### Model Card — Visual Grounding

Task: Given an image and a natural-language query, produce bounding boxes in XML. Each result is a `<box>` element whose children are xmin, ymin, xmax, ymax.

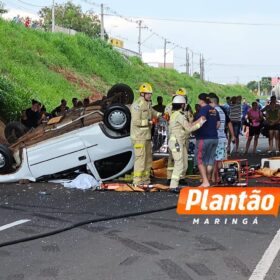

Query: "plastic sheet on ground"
<box><xmin>49</xmin><ymin>174</ymin><xmax>100</xmax><ymax>190</ymax></box>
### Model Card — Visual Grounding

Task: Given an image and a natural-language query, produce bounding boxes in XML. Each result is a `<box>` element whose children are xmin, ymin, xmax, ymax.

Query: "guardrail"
<box><xmin>113</xmin><ymin>46</ymin><xmax>141</xmax><ymax>58</ymax></box>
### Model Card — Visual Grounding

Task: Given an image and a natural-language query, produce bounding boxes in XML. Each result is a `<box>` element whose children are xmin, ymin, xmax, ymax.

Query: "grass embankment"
<box><xmin>0</xmin><ymin>19</ymin><xmax>253</xmax><ymax>122</ymax></box>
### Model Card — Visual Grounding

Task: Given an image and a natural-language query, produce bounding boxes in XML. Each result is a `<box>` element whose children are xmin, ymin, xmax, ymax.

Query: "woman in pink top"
<box><xmin>245</xmin><ymin>102</ymin><xmax>263</xmax><ymax>153</ymax></box>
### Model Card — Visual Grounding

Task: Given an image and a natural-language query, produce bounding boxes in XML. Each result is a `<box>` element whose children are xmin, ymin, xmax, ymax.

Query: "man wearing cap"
<box><xmin>130</xmin><ymin>83</ymin><xmax>161</xmax><ymax>185</ymax></box>
<box><xmin>194</xmin><ymin>93</ymin><xmax>220</xmax><ymax>187</ymax></box>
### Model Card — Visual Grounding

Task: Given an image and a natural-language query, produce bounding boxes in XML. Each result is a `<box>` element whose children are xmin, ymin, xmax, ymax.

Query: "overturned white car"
<box><xmin>0</xmin><ymin>84</ymin><xmax>135</xmax><ymax>183</ymax></box>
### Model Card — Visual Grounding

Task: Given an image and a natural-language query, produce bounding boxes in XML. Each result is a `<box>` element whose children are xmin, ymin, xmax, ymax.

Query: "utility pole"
<box><xmin>191</xmin><ymin>51</ymin><xmax>194</xmax><ymax>76</ymax></box>
<box><xmin>200</xmin><ymin>54</ymin><xmax>205</xmax><ymax>81</ymax></box>
<box><xmin>163</xmin><ymin>39</ymin><xmax>167</xmax><ymax>68</ymax></box>
<box><xmin>52</xmin><ymin>0</ymin><xmax>55</xmax><ymax>33</ymax></box>
<box><xmin>137</xmin><ymin>20</ymin><xmax>142</xmax><ymax>55</ymax></box>
<box><xmin>202</xmin><ymin>55</ymin><xmax>205</xmax><ymax>81</ymax></box>
<box><xmin>100</xmin><ymin>4</ymin><xmax>105</xmax><ymax>40</ymax></box>
<box><xmin>186</xmin><ymin>48</ymin><xmax>190</xmax><ymax>75</ymax></box>
<box><xmin>199</xmin><ymin>54</ymin><xmax>202</xmax><ymax>79</ymax></box>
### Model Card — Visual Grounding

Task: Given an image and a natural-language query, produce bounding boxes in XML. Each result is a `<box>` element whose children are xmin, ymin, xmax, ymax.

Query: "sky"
<box><xmin>2</xmin><ymin>0</ymin><xmax>280</xmax><ymax>85</ymax></box>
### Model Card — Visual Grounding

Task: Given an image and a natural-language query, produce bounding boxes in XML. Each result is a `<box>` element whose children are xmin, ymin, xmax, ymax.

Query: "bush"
<box><xmin>0</xmin><ymin>76</ymin><xmax>34</xmax><ymax>121</ymax></box>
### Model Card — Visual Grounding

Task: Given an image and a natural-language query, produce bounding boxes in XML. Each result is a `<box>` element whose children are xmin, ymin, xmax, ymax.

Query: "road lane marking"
<box><xmin>249</xmin><ymin>227</ymin><xmax>280</xmax><ymax>280</ymax></box>
<box><xmin>0</xmin><ymin>219</ymin><xmax>30</xmax><ymax>231</ymax></box>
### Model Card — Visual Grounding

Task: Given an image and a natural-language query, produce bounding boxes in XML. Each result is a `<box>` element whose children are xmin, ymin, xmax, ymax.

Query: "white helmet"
<box><xmin>172</xmin><ymin>95</ymin><xmax>186</xmax><ymax>104</ymax></box>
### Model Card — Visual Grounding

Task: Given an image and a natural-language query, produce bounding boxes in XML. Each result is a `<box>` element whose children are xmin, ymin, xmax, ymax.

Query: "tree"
<box><xmin>0</xmin><ymin>1</ymin><xmax>7</xmax><ymax>15</ymax></box>
<box><xmin>246</xmin><ymin>80</ymin><xmax>258</xmax><ymax>91</ymax></box>
<box><xmin>260</xmin><ymin>77</ymin><xmax>272</xmax><ymax>93</ymax></box>
<box><xmin>39</xmin><ymin>1</ymin><xmax>107</xmax><ymax>38</ymax></box>
<box><xmin>247</xmin><ymin>78</ymin><xmax>272</xmax><ymax>94</ymax></box>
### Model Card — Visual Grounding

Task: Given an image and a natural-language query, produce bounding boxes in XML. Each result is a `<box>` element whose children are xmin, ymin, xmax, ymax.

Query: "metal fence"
<box><xmin>113</xmin><ymin>46</ymin><xmax>141</xmax><ymax>59</ymax></box>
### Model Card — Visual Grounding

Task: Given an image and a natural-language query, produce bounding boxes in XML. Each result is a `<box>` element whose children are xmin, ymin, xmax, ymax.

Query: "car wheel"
<box><xmin>4</xmin><ymin>121</ymin><xmax>27</xmax><ymax>144</ymax></box>
<box><xmin>107</xmin><ymin>84</ymin><xmax>134</xmax><ymax>105</ymax></box>
<box><xmin>104</xmin><ymin>104</ymin><xmax>131</xmax><ymax>132</ymax></box>
<box><xmin>0</xmin><ymin>144</ymin><xmax>13</xmax><ymax>174</ymax></box>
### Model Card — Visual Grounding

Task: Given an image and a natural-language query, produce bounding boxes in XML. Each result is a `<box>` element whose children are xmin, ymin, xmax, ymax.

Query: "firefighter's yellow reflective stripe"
<box><xmin>169</xmin><ymin>136</ymin><xmax>176</xmax><ymax>141</ymax></box>
<box><xmin>167</xmin><ymin>167</ymin><xmax>174</xmax><ymax>170</ymax></box>
<box><xmin>134</xmin><ymin>144</ymin><xmax>144</xmax><ymax>149</ymax></box>
<box><xmin>171</xmin><ymin>175</ymin><xmax>180</xmax><ymax>180</ymax></box>
<box><xmin>133</xmin><ymin>171</ymin><xmax>143</xmax><ymax>177</ymax></box>
<box><xmin>140</xmin><ymin>127</ymin><xmax>149</xmax><ymax>130</ymax></box>
<box><xmin>144</xmin><ymin>170</ymin><xmax>150</xmax><ymax>176</ymax></box>
<box><xmin>141</xmin><ymin>119</ymin><xmax>148</xmax><ymax>126</ymax></box>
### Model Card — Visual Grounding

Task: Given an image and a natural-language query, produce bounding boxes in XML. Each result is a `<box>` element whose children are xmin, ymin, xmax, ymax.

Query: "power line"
<box><xmin>174</xmin><ymin>55</ymin><xmax>185</xmax><ymax>60</ymax></box>
<box><xmin>103</xmin><ymin>13</ymin><xmax>201</xmax><ymax>56</ymax></box>
<box><xmin>5</xmin><ymin>0</ymin><xmax>37</xmax><ymax>13</ymax></box>
<box><xmin>141</xmin><ymin>32</ymin><xmax>154</xmax><ymax>45</ymax></box>
<box><xmin>209</xmin><ymin>63</ymin><xmax>280</xmax><ymax>67</ymax></box>
<box><xmin>82</xmin><ymin>2</ymin><xmax>201</xmax><ymax>54</ymax></box>
<box><xmin>132</xmin><ymin>16</ymin><xmax>280</xmax><ymax>27</ymax></box>
<box><xmin>15</xmin><ymin>0</ymin><xmax>45</xmax><ymax>8</ymax></box>
<box><xmin>80</xmin><ymin>0</ymin><xmax>100</xmax><ymax>8</ymax></box>
<box><xmin>80</xmin><ymin>1</ymin><xmax>203</xmax><ymax>68</ymax></box>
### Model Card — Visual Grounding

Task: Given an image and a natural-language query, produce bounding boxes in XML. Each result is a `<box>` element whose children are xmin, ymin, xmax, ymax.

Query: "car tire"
<box><xmin>4</xmin><ymin>121</ymin><xmax>27</xmax><ymax>144</ymax></box>
<box><xmin>107</xmin><ymin>83</ymin><xmax>134</xmax><ymax>105</ymax></box>
<box><xmin>0</xmin><ymin>144</ymin><xmax>13</xmax><ymax>174</ymax></box>
<box><xmin>103</xmin><ymin>104</ymin><xmax>131</xmax><ymax>132</ymax></box>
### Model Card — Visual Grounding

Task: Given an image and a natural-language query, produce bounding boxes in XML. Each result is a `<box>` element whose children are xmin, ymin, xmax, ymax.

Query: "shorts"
<box><xmin>215</xmin><ymin>140</ymin><xmax>227</xmax><ymax>160</ymax></box>
<box><xmin>242</xmin><ymin>117</ymin><xmax>249</xmax><ymax>127</ymax></box>
<box><xmin>249</xmin><ymin>125</ymin><xmax>261</xmax><ymax>137</ymax></box>
<box><xmin>232</xmin><ymin>121</ymin><xmax>241</xmax><ymax>137</ymax></box>
<box><xmin>268</xmin><ymin>124</ymin><xmax>279</xmax><ymax>131</ymax></box>
<box><xmin>195</xmin><ymin>139</ymin><xmax>218</xmax><ymax>166</ymax></box>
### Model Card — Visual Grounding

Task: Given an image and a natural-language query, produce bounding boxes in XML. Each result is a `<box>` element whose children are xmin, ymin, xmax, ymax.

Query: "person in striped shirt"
<box><xmin>228</xmin><ymin>96</ymin><xmax>242</xmax><ymax>153</ymax></box>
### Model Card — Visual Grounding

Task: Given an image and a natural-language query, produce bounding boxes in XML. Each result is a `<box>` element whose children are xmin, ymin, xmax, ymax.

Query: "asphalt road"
<box><xmin>0</xmin><ymin>135</ymin><xmax>280</xmax><ymax>280</ymax></box>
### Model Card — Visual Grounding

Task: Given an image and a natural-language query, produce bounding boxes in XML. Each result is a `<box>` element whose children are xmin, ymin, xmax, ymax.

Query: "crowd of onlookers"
<box><xmin>220</xmin><ymin>95</ymin><xmax>280</xmax><ymax>155</ymax></box>
<box><xmin>181</xmin><ymin>94</ymin><xmax>280</xmax><ymax>156</ymax></box>
<box><xmin>150</xmin><ymin>93</ymin><xmax>280</xmax><ymax>187</ymax></box>
<box><xmin>12</xmin><ymin>15</ymin><xmax>43</xmax><ymax>29</ymax></box>
<box><xmin>20</xmin><ymin>97</ymin><xmax>90</xmax><ymax>130</ymax></box>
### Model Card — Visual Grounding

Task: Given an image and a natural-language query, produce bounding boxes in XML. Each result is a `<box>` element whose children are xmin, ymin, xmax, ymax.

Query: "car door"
<box><xmin>27</xmin><ymin>135</ymin><xmax>90</xmax><ymax>179</ymax></box>
<box><xmin>78</xmin><ymin>124</ymin><xmax>134</xmax><ymax>181</ymax></box>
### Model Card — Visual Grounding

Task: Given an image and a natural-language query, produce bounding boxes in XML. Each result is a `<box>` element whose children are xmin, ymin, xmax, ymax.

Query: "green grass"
<box><xmin>0</xmin><ymin>19</ymin><xmax>254</xmax><ymax>121</ymax></box>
